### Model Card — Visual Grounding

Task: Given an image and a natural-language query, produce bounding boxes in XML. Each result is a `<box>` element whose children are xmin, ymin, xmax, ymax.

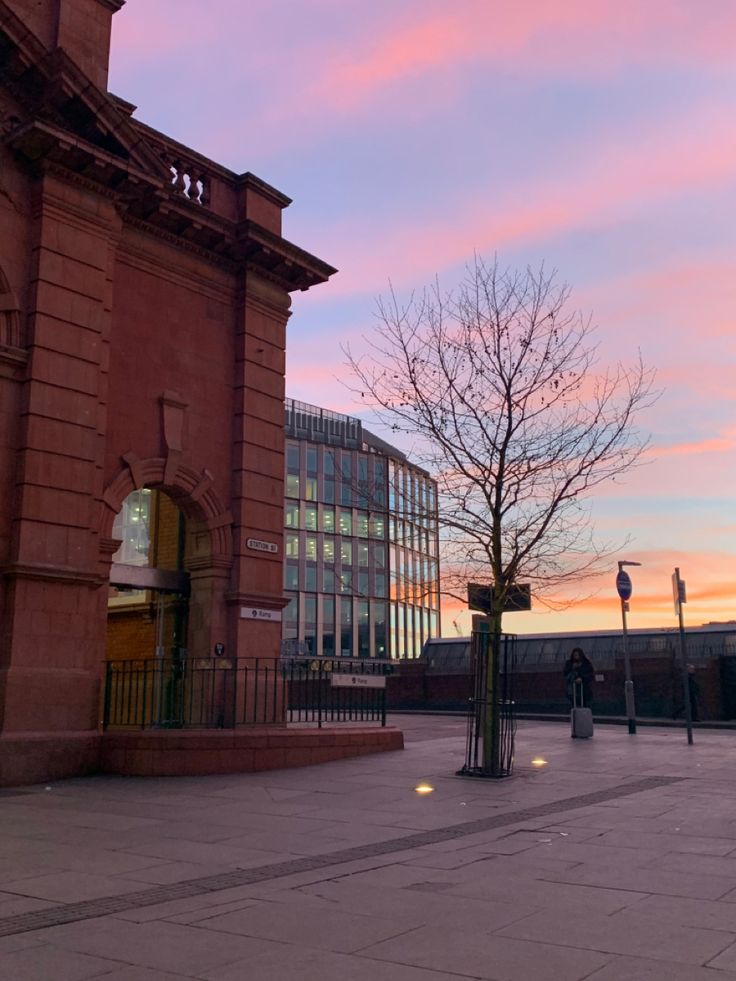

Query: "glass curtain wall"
<box><xmin>283</xmin><ymin>402</ymin><xmax>440</xmax><ymax>659</ymax></box>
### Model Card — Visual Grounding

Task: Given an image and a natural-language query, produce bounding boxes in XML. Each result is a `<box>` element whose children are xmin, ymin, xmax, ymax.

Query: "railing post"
<box><xmin>102</xmin><ymin>661</ymin><xmax>112</xmax><ymax>730</ymax></box>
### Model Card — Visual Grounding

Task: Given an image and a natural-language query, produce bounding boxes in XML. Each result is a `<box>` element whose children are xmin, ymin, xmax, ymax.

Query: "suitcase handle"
<box><xmin>572</xmin><ymin>678</ymin><xmax>585</xmax><ymax>708</ymax></box>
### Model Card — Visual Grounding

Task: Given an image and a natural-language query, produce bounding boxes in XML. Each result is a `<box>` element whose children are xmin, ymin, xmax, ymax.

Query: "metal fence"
<box><xmin>102</xmin><ymin>656</ymin><xmax>390</xmax><ymax>730</ymax></box>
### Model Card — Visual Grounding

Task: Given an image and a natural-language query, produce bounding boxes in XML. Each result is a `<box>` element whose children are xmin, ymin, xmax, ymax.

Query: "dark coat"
<box><xmin>564</xmin><ymin>656</ymin><xmax>594</xmax><ymax>707</ymax></box>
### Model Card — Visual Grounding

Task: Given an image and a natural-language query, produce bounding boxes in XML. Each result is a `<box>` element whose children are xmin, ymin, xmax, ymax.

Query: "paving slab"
<box><xmin>2</xmin><ymin>716</ymin><xmax>736</xmax><ymax>979</ymax></box>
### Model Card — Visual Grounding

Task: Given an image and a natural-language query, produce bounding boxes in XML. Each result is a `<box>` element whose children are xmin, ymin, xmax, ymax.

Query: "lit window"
<box><xmin>370</xmin><ymin>516</ymin><xmax>385</xmax><ymax>539</ymax></box>
<box><xmin>112</xmin><ymin>488</ymin><xmax>152</xmax><ymax>566</ymax></box>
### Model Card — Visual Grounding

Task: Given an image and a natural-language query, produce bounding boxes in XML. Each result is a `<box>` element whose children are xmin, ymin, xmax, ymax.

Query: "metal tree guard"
<box><xmin>458</xmin><ymin>624</ymin><xmax>516</xmax><ymax>778</ymax></box>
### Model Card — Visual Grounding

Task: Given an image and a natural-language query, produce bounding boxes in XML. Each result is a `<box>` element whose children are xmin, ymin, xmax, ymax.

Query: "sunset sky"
<box><xmin>109</xmin><ymin>0</ymin><xmax>735</xmax><ymax>636</ymax></box>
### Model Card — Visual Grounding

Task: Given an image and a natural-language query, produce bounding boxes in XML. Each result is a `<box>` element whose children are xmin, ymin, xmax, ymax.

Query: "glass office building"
<box><xmin>283</xmin><ymin>399</ymin><xmax>440</xmax><ymax>659</ymax></box>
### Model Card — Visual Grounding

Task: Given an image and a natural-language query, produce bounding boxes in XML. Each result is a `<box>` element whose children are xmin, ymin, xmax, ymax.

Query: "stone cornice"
<box><xmin>2</xmin><ymin>562</ymin><xmax>104</xmax><ymax>587</ymax></box>
<box><xmin>0</xmin><ymin>6</ymin><xmax>337</xmax><ymax>294</ymax></box>
<box><xmin>225</xmin><ymin>592</ymin><xmax>290</xmax><ymax>611</ymax></box>
<box><xmin>0</xmin><ymin>346</ymin><xmax>27</xmax><ymax>369</ymax></box>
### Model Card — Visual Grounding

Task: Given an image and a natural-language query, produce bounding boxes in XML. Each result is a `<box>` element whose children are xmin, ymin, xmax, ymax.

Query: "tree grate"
<box><xmin>0</xmin><ymin>774</ymin><xmax>681</xmax><ymax>938</ymax></box>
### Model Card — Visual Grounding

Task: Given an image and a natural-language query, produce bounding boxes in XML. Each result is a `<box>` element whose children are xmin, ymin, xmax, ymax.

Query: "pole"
<box><xmin>620</xmin><ymin>595</ymin><xmax>637</xmax><ymax>734</ymax></box>
<box><xmin>675</xmin><ymin>567</ymin><xmax>694</xmax><ymax>745</ymax></box>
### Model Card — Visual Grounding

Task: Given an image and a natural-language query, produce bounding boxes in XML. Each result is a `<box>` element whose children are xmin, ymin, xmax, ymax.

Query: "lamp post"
<box><xmin>616</xmin><ymin>560</ymin><xmax>641</xmax><ymax>735</ymax></box>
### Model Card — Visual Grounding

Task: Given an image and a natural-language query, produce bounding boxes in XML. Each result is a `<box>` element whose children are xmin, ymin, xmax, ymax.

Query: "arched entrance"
<box><xmin>107</xmin><ymin>488</ymin><xmax>190</xmax><ymax>661</ymax></box>
<box><xmin>106</xmin><ymin>488</ymin><xmax>194</xmax><ymax>727</ymax></box>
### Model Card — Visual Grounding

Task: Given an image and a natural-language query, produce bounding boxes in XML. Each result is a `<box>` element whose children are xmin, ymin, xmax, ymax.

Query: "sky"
<box><xmin>109</xmin><ymin>0</ymin><xmax>736</xmax><ymax>637</ymax></box>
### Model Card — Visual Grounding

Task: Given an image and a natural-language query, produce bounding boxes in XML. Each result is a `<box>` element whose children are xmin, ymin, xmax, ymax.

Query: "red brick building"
<box><xmin>0</xmin><ymin>1</ymin><xmax>401</xmax><ymax>785</ymax></box>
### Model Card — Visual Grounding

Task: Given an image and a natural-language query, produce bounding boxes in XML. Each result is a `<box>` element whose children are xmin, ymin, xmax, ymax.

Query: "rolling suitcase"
<box><xmin>571</xmin><ymin>683</ymin><xmax>593</xmax><ymax>739</ymax></box>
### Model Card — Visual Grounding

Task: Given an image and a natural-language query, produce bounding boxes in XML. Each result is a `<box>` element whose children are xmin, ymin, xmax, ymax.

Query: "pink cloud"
<box><xmin>315</xmin><ymin>1</ymin><xmax>736</xmax><ymax>114</ymax></box>
<box><xmin>310</xmin><ymin>100</ymin><xmax>736</xmax><ymax>299</ymax></box>
<box><xmin>648</xmin><ymin>432</ymin><xmax>736</xmax><ymax>459</ymax></box>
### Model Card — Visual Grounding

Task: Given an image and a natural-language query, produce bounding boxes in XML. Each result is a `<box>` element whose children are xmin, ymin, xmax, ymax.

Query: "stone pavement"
<box><xmin>2</xmin><ymin>716</ymin><xmax>736</xmax><ymax>980</ymax></box>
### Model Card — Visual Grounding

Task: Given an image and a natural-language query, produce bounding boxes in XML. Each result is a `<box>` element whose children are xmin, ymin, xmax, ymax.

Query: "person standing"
<box><xmin>564</xmin><ymin>647</ymin><xmax>594</xmax><ymax>709</ymax></box>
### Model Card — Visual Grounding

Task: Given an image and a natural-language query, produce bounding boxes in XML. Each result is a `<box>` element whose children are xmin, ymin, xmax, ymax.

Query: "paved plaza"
<box><xmin>2</xmin><ymin>715</ymin><xmax>736</xmax><ymax>979</ymax></box>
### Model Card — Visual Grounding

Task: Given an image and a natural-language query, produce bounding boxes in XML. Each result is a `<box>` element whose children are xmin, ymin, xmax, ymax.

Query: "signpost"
<box><xmin>672</xmin><ymin>567</ymin><xmax>694</xmax><ymax>745</ymax></box>
<box><xmin>467</xmin><ymin>583</ymin><xmax>531</xmax><ymax>614</ymax></box>
<box><xmin>616</xmin><ymin>561</ymin><xmax>640</xmax><ymax>735</ymax></box>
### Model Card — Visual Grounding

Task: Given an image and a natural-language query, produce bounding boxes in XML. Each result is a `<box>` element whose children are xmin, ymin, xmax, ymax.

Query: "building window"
<box><xmin>285</xmin><ymin>502</ymin><xmax>299</xmax><ymax>528</ymax></box>
<box><xmin>306</xmin><ymin>445</ymin><xmax>318</xmax><ymax>474</ymax></box>
<box><xmin>374</xmin><ymin>458</ymin><xmax>386</xmax><ymax>506</ymax></box>
<box><xmin>286</xmin><ymin>474</ymin><xmax>299</xmax><ymax>498</ymax></box>
<box><xmin>286</xmin><ymin>443</ymin><xmax>299</xmax><ymax>471</ymax></box>
<box><xmin>304</xmin><ymin>504</ymin><xmax>318</xmax><ymax>530</ymax></box>
<box><xmin>283</xmin><ymin>595</ymin><xmax>298</xmax><ymax>639</ymax></box>
<box><xmin>285</xmin><ymin>533</ymin><xmax>299</xmax><ymax>558</ymax></box>
<box><xmin>370</xmin><ymin>515</ymin><xmax>385</xmax><ymax>539</ymax></box>
<box><xmin>357</xmin><ymin>542</ymin><xmax>369</xmax><ymax>567</ymax></box>
<box><xmin>323</xmin><ymin>537</ymin><xmax>335</xmax><ymax>563</ymax></box>
<box><xmin>340</xmin><ymin>541</ymin><xmax>353</xmax><ymax>566</ymax></box>
<box><xmin>340</xmin><ymin>596</ymin><xmax>352</xmax><ymax>656</ymax></box>
<box><xmin>358</xmin><ymin>600</ymin><xmax>369</xmax><ymax>657</ymax></box>
<box><xmin>111</xmin><ymin>488</ymin><xmax>152</xmax><ymax>566</ymax></box>
<box><xmin>322</xmin><ymin>596</ymin><xmax>335</xmax><ymax>656</ymax></box>
<box><xmin>357</xmin><ymin>456</ymin><xmax>369</xmax><ymax>507</ymax></box>
<box><xmin>305</xmin><ymin>535</ymin><xmax>317</xmax><ymax>562</ymax></box>
<box><xmin>321</xmin><ymin>507</ymin><xmax>335</xmax><ymax>533</ymax></box>
<box><xmin>305</xmin><ymin>477</ymin><xmax>317</xmax><ymax>501</ymax></box>
<box><xmin>284</xmin><ymin>563</ymin><xmax>298</xmax><ymax>590</ymax></box>
<box><xmin>339</xmin><ymin>510</ymin><xmax>352</xmax><ymax>536</ymax></box>
<box><xmin>374</xmin><ymin>601</ymin><xmax>387</xmax><ymax>658</ymax></box>
<box><xmin>356</xmin><ymin>512</ymin><xmax>369</xmax><ymax>537</ymax></box>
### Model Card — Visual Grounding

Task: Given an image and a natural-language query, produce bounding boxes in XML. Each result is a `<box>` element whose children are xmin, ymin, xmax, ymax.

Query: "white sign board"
<box><xmin>330</xmin><ymin>674</ymin><xmax>386</xmax><ymax>689</ymax></box>
<box><xmin>246</xmin><ymin>538</ymin><xmax>278</xmax><ymax>554</ymax></box>
<box><xmin>240</xmin><ymin>607</ymin><xmax>282</xmax><ymax>622</ymax></box>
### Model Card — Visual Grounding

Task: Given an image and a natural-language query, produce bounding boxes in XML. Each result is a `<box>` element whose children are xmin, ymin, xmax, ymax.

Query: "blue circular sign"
<box><xmin>616</xmin><ymin>570</ymin><xmax>632</xmax><ymax>600</ymax></box>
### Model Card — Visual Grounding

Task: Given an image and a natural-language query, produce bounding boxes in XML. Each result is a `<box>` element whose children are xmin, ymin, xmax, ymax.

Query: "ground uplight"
<box><xmin>414</xmin><ymin>782</ymin><xmax>434</xmax><ymax>795</ymax></box>
<box><xmin>531</xmin><ymin>757</ymin><xmax>548</xmax><ymax>767</ymax></box>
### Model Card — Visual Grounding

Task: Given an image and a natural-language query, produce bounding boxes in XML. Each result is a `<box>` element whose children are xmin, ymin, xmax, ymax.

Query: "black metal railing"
<box><xmin>283</xmin><ymin>657</ymin><xmax>390</xmax><ymax>726</ymax></box>
<box><xmin>102</xmin><ymin>656</ymin><xmax>391</xmax><ymax>730</ymax></box>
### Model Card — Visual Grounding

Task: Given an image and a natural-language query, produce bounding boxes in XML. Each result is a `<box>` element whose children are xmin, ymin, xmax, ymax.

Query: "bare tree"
<box><xmin>345</xmin><ymin>256</ymin><xmax>658</xmax><ymax>639</ymax></box>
